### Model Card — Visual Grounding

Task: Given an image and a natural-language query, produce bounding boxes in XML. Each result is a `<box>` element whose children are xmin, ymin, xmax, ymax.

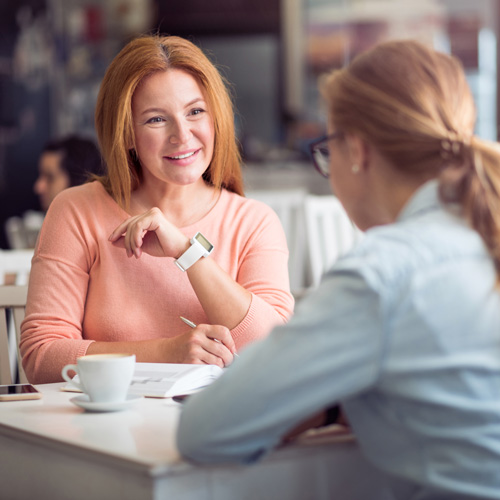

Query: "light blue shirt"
<box><xmin>177</xmin><ymin>181</ymin><xmax>500</xmax><ymax>499</ymax></box>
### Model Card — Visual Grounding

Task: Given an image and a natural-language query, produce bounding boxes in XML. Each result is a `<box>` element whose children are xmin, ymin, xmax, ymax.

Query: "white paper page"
<box><xmin>61</xmin><ymin>362</ymin><xmax>224</xmax><ymax>398</ymax></box>
<box><xmin>129</xmin><ymin>363</ymin><xmax>223</xmax><ymax>397</ymax></box>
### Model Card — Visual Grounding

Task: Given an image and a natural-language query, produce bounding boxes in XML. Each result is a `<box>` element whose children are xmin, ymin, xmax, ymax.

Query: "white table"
<box><xmin>0</xmin><ymin>383</ymin><xmax>396</xmax><ymax>500</ymax></box>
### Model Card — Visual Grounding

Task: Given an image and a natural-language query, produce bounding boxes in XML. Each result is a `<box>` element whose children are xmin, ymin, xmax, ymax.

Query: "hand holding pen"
<box><xmin>180</xmin><ymin>316</ymin><xmax>239</xmax><ymax>358</ymax></box>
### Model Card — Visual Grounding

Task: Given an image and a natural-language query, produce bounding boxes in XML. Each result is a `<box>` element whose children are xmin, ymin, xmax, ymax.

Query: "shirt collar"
<box><xmin>397</xmin><ymin>180</ymin><xmax>441</xmax><ymax>222</ymax></box>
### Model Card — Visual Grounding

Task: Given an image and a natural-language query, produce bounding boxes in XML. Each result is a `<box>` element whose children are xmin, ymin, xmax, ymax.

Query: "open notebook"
<box><xmin>61</xmin><ymin>362</ymin><xmax>224</xmax><ymax>398</ymax></box>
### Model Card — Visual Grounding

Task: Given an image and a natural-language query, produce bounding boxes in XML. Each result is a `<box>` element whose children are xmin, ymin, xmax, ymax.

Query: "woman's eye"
<box><xmin>189</xmin><ymin>108</ymin><xmax>205</xmax><ymax>117</ymax></box>
<box><xmin>146</xmin><ymin>116</ymin><xmax>165</xmax><ymax>124</ymax></box>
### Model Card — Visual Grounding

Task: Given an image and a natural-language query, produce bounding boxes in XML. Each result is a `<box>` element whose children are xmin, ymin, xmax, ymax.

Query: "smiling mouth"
<box><xmin>166</xmin><ymin>151</ymin><xmax>197</xmax><ymax>160</ymax></box>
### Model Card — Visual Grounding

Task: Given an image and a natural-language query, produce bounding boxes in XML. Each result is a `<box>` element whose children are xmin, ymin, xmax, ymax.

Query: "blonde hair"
<box><xmin>94</xmin><ymin>35</ymin><xmax>243</xmax><ymax>208</ymax></box>
<box><xmin>321</xmin><ymin>39</ymin><xmax>500</xmax><ymax>279</ymax></box>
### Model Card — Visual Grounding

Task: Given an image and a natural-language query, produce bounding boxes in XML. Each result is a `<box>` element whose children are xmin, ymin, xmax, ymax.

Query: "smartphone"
<box><xmin>0</xmin><ymin>384</ymin><xmax>42</xmax><ymax>401</ymax></box>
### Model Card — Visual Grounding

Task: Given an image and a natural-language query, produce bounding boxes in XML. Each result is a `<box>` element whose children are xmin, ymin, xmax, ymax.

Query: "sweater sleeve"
<box><xmin>20</xmin><ymin>187</ymin><xmax>97</xmax><ymax>383</ymax></box>
<box><xmin>221</xmin><ymin>198</ymin><xmax>295</xmax><ymax>349</ymax></box>
<box><xmin>20</xmin><ymin>187</ymin><xmax>296</xmax><ymax>381</ymax></box>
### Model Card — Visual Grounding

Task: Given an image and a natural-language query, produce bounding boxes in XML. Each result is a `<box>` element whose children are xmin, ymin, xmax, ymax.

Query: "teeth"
<box><xmin>169</xmin><ymin>151</ymin><xmax>195</xmax><ymax>160</ymax></box>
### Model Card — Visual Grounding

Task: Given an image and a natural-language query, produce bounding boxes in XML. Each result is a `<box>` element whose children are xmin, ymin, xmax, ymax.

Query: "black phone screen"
<box><xmin>0</xmin><ymin>384</ymin><xmax>40</xmax><ymax>395</ymax></box>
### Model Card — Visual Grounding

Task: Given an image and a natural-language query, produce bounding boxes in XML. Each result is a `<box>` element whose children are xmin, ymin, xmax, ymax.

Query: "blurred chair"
<box><xmin>0</xmin><ymin>249</ymin><xmax>34</xmax><ymax>285</ymax></box>
<box><xmin>304</xmin><ymin>195</ymin><xmax>363</xmax><ymax>288</ymax></box>
<box><xmin>0</xmin><ymin>285</ymin><xmax>28</xmax><ymax>384</ymax></box>
<box><xmin>246</xmin><ymin>189</ymin><xmax>308</xmax><ymax>297</ymax></box>
<box><xmin>5</xmin><ymin>211</ymin><xmax>44</xmax><ymax>250</ymax></box>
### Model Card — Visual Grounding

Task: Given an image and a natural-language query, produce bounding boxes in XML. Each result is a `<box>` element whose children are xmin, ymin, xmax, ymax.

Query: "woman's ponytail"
<box><xmin>439</xmin><ymin>136</ymin><xmax>500</xmax><ymax>280</ymax></box>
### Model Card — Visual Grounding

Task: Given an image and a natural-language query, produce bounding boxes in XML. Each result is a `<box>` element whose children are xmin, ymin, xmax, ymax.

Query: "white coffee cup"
<box><xmin>61</xmin><ymin>354</ymin><xmax>136</xmax><ymax>403</ymax></box>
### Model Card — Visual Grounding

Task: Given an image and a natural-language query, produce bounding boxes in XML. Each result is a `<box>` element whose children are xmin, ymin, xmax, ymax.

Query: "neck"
<box><xmin>372</xmin><ymin>169</ymin><xmax>433</xmax><ymax>225</ymax></box>
<box><xmin>359</xmin><ymin>148</ymin><xmax>435</xmax><ymax>230</ymax></box>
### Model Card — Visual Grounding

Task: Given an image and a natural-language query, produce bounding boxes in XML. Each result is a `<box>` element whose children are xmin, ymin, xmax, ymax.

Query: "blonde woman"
<box><xmin>177</xmin><ymin>40</ymin><xmax>500</xmax><ymax>499</ymax></box>
<box><xmin>21</xmin><ymin>36</ymin><xmax>294</xmax><ymax>383</ymax></box>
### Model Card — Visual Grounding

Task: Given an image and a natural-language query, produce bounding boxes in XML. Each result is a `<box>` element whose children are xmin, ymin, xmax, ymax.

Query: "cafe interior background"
<box><xmin>0</xmin><ymin>0</ymin><xmax>497</xmax><ymax>251</ymax></box>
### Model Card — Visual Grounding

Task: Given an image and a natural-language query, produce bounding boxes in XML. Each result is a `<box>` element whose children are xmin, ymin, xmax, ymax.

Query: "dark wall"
<box><xmin>0</xmin><ymin>0</ymin><xmax>286</xmax><ymax>248</ymax></box>
<box><xmin>156</xmin><ymin>0</ymin><xmax>280</xmax><ymax>36</ymax></box>
<box><xmin>155</xmin><ymin>0</ymin><xmax>285</xmax><ymax>154</ymax></box>
<box><xmin>0</xmin><ymin>0</ymin><xmax>51</xmax><ymax>249</ymax></box>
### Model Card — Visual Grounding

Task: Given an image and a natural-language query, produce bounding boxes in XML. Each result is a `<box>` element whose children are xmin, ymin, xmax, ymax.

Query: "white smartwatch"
<box><xmin>175</xmin><ymin>232</ymin><xmax>214</xmax><ymax>272</ymax></box>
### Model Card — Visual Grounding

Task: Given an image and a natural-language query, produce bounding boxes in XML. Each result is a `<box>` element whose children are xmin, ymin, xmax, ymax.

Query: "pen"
<box><xmin>180</xmin><ymin>316</ymin><xmax>196</xmax><ymax>328</ymax></box>
<box><xmin>180</xmin><ymin>316</ymin><xmax>239</xmax><ymax>357</ymax></box>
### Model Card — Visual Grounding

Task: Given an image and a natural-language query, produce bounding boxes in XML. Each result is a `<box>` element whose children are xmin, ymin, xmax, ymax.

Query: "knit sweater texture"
<box><xmin>20</xmin><ymin>181</ymin><xmax>294</xmax><ymax>383</ymax></box>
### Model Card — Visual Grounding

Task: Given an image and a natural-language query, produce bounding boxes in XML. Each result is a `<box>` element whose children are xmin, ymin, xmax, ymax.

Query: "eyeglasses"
<box><xmin>309</xmin><ymin>132</ymin><xmax>344</xmax><ymax>178</ymax></box>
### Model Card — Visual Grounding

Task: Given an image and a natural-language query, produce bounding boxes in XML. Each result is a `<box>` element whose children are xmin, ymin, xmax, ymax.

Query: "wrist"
<box><xmin>175</xmin><ymin>237</ymin><xmax>191</xmax><ymax>259</ymax></box>
<box><xmin>175</xmin><ymin>232</ymin><xmax>214</xmax><ymax>272</ymax></box>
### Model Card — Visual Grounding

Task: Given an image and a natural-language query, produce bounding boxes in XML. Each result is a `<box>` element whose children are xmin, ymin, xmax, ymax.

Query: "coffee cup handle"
<box><xmin>61</xmin><ymin>364</ymin><xmax>84</xmax><ymax>392</ymax></box>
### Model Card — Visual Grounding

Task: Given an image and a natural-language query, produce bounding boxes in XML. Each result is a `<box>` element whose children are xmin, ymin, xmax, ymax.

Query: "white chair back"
<box><xmin>0</xmin><ymin>249</ymin><xmax>34</xmax><ymax>285</ymax></box>
<box><xmin>5</xmin><ymin>211</ymin><xmax>43</xmax><ymax>250</ymax></box>
<box><xmin>304</xmin><ymin>195</ymin><xmax>363</xmax><ymax>288</ymax></box>
<box><xmin>0</xmin><ymin>285</ymin><xmax>28</xmax><ymax>384</ymax></box>
<box><xmin>246</xmin><ymin>189</ymin><xmax>308</xmax><ymax>296</ymax></box>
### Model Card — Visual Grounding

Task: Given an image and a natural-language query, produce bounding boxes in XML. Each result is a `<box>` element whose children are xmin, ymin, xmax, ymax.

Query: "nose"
<box><xmin>169</xmin><ymin>118</ymin><xmax>192</xmax><ymax>144</ymax></box>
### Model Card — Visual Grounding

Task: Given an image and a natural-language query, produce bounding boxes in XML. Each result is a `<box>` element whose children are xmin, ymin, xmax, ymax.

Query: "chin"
<box><xmin>175</xmin><ymin>168</ymin><xmax>209</xmax><ymax>185</ymax></box>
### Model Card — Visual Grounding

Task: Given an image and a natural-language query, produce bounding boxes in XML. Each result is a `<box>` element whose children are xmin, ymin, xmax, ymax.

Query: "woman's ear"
<box><xmin>344</xmin><ymin>134</ymin><xmax>370</xmax><ymax>172</ymax></box>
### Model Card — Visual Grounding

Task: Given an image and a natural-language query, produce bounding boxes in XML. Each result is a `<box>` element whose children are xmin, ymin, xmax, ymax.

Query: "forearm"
<box><xmin>87</xmin><ymin>323</ymin><xmax>235</xmax><ymax>368</ymax></box>
<box><xmin>186</xmin><ymin>255</ymin><xmax>252</xmax><ymax>329</ymax></box>
<box><xmin>86</xmin><ymin>338</ymin><xmax>169</xmax><ymax>362</ymax></box>
<box><xmin>22</xmin><ymin>337</ymin><xmax>168</xmax><ymax>384</ymax></box>
<box><xmin>177</xmin><ymin>273</ymin><xmax>381</xmax><ymax>464</ymax></box>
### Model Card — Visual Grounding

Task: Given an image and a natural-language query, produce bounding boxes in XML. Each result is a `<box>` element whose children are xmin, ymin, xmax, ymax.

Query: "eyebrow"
<box><xmin>139</xmin><ymin>98</ymin><xmax>206</xmax><ymax>116</ymax></box>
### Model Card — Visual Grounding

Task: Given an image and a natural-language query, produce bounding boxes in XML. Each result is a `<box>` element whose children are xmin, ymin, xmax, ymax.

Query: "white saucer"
<box><xmin>70</xmin><ymin>394</ymin><xmax>142</xmax><ymax>413</ymax></box>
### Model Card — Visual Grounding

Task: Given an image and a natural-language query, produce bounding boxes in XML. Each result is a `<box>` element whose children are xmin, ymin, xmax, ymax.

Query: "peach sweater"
<box><xmin>20</xmin><ymin>182</ymin><xmax>294</xmax><ymax>383</ymax></box>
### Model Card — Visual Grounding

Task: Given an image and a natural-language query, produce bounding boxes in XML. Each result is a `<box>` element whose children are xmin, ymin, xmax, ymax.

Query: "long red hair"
<box><xmin>94</xmin><ymin>35</ymin><xmax>244</xmax><ymax>209</ymax></box>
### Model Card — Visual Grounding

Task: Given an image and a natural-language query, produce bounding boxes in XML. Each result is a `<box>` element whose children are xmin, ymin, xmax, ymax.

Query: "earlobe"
<box><xmin>346</xmin><ymin>134</ymin><xmax>370</xmax><ymax>172</ymax></box>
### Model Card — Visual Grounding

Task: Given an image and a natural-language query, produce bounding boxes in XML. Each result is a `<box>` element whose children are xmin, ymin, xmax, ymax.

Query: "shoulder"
<box><xmin>47</xmin><ymin>181</ymin><xmax>119</xmax><ymax>221</ymax></box>
<box><xmin>50</xmin><ymin>181</ymin><xmax>109</xmax><ymax>209</ymax></box>
<box><xmin>334</xmin><ymin>207</ymin><xmax>489</xmax><ymax>297</ymax></box>
<box><xmin>219</xmin><ymin>189</ymin><xmax>280</xmax><ymax>219</ymax></box>
<box><xmin>371</xmin><ymin>206</ymin><xmax>484</xmax><ymax>264</ymax></box>
<box><xmin>39</xmin><ymin>181</ymin><xmax>122</xmax><ymax>249</ymax></box>
<box><xmin>215</xmin><ymin>189</ymin><xmax>283</xmax><ymax>230</ymax></box>
<box><xmin>208</xmin><ymin>189</ymin><xmax>287</xmax><ymax>248</ymax></box>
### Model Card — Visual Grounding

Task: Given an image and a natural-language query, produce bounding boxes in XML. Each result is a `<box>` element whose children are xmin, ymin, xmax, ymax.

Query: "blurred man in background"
<box><xmin>6</xmin><ymin>135</ymin><xmax>102</xmax><ymax>248</ymax></box>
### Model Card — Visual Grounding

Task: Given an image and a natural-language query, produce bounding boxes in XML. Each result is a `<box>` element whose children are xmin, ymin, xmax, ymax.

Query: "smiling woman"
<box><xmin>20</xmin><ymin>35</ymin><xmax>294</xmax><ymax>384</ymax></box>
<box><xmin>131</xmin><ymin>69</ymin><xmax>215</xmax><ymax>195</ymax></box>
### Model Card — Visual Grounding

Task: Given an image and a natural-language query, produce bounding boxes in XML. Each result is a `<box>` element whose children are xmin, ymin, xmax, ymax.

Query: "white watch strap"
<box><xmin>175</xmin><ymin>241</ymin><xmax>206</xmax><ymax>272</ymax></box>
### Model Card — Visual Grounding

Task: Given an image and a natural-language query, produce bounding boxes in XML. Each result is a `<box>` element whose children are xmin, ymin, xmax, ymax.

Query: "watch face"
<box><xmin>195</xmin><ymin>232</ymin><xmax>213</xmax><ymax>252</ymax></box>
